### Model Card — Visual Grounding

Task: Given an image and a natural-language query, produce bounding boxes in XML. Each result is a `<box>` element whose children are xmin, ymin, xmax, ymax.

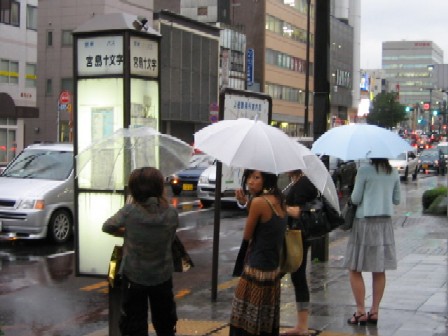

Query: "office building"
<box><xmin>382</xmin><ymin>40</ymin><xmax>444</xmax><ymax>131</ymax></box>
<box><xmin>0</xmin><ymin>0</ymin><xmax>38</xmax><ymax>165</ymax></box>
<box><xmin>153</xmin><ymin>10</ymin><xmax>221</xmax><ymax>143</ymax></box>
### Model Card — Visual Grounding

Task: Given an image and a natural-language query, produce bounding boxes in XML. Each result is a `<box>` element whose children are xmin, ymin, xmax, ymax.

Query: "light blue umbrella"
<box><xmin>311</xmin><ymin>124</ymin><xmax>413</xmax><ymax>160</ymax></box>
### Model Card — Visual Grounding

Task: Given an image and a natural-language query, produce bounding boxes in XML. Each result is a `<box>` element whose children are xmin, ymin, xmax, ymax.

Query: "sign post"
<box><xmin>58</xmin><ymin>91</ymin><xmax>72</xmax><ymax>142</ymax></box>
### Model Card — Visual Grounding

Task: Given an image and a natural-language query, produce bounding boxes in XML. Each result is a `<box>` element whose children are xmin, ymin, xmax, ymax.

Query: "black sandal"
<box><xmin>347</xmin><ymin>312</ymin><xmax>367</xmax><ymax>326</ymax></box>
<box><xmin>367</xmin><ymin>312</ymin><xmax>378</xmax><ymax>325</ymax></box>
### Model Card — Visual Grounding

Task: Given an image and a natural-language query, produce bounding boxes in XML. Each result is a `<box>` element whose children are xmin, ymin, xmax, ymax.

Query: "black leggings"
<box><xmin>290</xmin><ymin>236</ymin><xmax>310</xmax><ymax>307</ymax></box>
<box><xmin>120</xmin><ymin>276</ymin><xmax>177</xmax><ymax>336</ymax></box>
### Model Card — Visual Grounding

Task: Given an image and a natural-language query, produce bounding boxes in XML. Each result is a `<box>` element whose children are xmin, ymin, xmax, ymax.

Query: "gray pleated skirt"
<box><xmin>343</xmin><ymin>217</ymin><xmax>397</xmax><ymax>272</ymax></box>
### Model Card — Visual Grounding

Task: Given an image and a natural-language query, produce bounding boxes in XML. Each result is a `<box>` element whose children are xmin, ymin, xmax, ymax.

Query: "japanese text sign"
<box><xmin>77</xmin><ymin>36</ymin><xmax>124</xmax><ymax>76</ymax></box>
<box><xmin>130</xmin><ymin>37</ymin><xmax>159</xmax><ymax>78</ymax></box>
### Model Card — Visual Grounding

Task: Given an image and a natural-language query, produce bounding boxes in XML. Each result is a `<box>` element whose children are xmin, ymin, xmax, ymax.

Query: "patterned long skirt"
<box><xmin>229</xmin><ymin>265</ymin><xmax>282</xmax><ymax>336</ymax></box>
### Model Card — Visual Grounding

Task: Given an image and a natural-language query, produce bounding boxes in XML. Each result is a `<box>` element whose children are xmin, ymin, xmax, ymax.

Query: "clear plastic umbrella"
<box><xmin>76</xmin><ymin>127</ymin><xmax>193</xmax><ymax>190</ymax></box>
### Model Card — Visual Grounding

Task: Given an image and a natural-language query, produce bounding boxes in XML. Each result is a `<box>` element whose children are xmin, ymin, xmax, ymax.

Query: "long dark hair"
<box><xmin>128</xmin><ymin>167</ymin><xmax>168</xmax><ymax>206</ymax></box>
<box><xmin>371</xmin><ymin>158</ymin><xmax>393</xmax><ymax>174</ymax></box>
<box><xmin>241</xmin><ymin>169</ymin><xmax>284</xmax><ymax>205</ymax></box>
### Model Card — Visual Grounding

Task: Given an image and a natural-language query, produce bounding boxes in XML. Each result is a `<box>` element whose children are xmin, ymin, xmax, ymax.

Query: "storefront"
<box><xmin>0</xmin><ymin>92</ymin><xmax>38</xmax><ymax>167</ymax></box>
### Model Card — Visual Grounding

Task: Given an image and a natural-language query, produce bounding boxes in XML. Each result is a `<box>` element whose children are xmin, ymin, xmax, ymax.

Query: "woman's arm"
<box><xmin>350</xmin><ymin>168</ymin><xmax>366</xmax><ymax>205</ymax></box>
<box><xmin>392</xmin><ymin>173</ymin><xmax>401</xmax><ymax>205</ymax></box>
<box><xmin>102</xmin><ymin>206</ymin><xmax>128</xmax><ymax>237</ymax></box>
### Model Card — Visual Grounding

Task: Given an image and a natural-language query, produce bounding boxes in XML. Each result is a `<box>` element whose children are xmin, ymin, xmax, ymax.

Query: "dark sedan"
<box><xmin>168</xmin><ymin>154</ymin><xmax>213</xmax><ymax>195</ymax></box>
<box><xmin>321</xmin><ymin>155</ymin><xmax>357</xmax><ymax>197</ymax></box>
<box><xmin>418</xmin><ymin>149</ymin><xmax>446</xmax><ymax>176</ymax></box>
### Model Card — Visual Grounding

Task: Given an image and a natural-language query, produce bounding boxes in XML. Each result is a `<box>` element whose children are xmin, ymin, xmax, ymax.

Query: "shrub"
<box><xmin>422</xmin><ymin>186</ymin><xmax>448</xmax><ymax>212</ymax></box>
<box><xmin>427</xmin><ymin>194</ymin><xmax>447</xmax><ymax>216</ymax></box>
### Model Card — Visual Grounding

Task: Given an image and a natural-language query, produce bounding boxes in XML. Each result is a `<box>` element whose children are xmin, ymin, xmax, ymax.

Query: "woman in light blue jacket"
<box><xmin>344</xmin><ymin>158</ymin><xmax>400</xmax><ymax>326</ymax></box>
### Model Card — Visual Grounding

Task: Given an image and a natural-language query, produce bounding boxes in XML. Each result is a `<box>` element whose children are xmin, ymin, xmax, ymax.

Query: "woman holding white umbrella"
<box><xmin>230</xmin><ymin>169</ymin><xmax>287</xmax><ymax>336</ymax></box>
<box><xmin>344</xmin><ymin>158</ymin><xmax>400</xmax><ymax>326</ymax></box>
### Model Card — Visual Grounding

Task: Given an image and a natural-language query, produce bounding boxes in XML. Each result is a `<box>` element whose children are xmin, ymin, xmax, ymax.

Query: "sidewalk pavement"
<box><xmin>86</xmin><ymin>213</ymin><xmax>448</xmax><ymax>336</ymax></box>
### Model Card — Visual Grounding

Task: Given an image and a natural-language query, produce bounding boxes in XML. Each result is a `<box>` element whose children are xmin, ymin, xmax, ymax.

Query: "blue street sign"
<box><xmin>246</xmin><ymin>48</ymin><xmax>254</xmax><ymax>86</ymax></box>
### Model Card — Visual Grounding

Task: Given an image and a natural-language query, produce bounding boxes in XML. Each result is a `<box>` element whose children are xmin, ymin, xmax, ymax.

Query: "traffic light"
<box><xmin>433</xmin><ymin>110</ymin><xmax>439</xmax><ymax>116</ymax></box>
<box><xmin>405</xmin><ymin>106</ymin><xmax>410</xmax><ymax>112</ymax></box>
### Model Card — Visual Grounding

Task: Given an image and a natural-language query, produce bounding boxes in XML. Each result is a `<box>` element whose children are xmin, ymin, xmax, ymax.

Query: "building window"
<box><xmin>198</xmin><ymin>6</ymin><xmax>208</xmax><ymax>15</ymax></box>
<box><xmin>47</xmin><ymin>30</ymin><xmax>53</xmax><ymax>47</ymax></box>
<box><xmin>46</xmin><ymin>78</ymin><xmax>53</xmax><ymax>96</ymax></box>
<box><xmin>0</xmin><ymin>59</ymin><xmax>19</xmax><ymax>84</ymax></box>
<box><xmin>25</xmin><ymin>63</ymin><xmax>37</xmax><ymax>88</ymax></box>
<box><xmin>0</xmin><ymin>122</ymin><xmax>17</xmax><ymax>165</ymax></box>
<box><xmin>26</xmin><ymin>5</ymin><xmax>37</xmax><ymax>30</ymax></box>
<box><xmin>0</xmin><ymin>0</ymin><xmax>20</xmax><ymax>26</ymax></box>
<box><xmin>61</xmin><ymin>77</ymin><xmax>73</xmax><ymax>92</ymax></box>
<box><xmin>61</xmin><ymin>30</ymin><xmax>73</xmax><ymax>47</ymax></box>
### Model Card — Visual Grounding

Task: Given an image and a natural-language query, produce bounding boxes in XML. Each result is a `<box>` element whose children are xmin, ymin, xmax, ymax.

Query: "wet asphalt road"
<box><xmin>0</xmin><ymin>174</ymin><xmax>446</xmax><ymax>336</ymax></box>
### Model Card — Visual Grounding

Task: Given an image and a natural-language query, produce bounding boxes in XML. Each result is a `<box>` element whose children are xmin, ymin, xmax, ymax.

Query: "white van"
<box><xmin>389</xmin><ymin>149</ymin><xmax>419</xmax><ymax>181</ymax></box>
<box><xmin>196</xmin><ymin>163</ymin><xmax>243</xmax><ymax>207</ymax></box>
<box><xmin>0</xmin><ymin>143</ymin><xmax>74</xmax><ymax>243</ymax></box>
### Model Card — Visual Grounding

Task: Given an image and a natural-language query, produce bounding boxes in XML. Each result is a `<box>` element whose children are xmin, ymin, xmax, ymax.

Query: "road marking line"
<box><xmin>80</xmin><ymin>281</ymin><xmax>109</xmax><ymax>291</ymax></box>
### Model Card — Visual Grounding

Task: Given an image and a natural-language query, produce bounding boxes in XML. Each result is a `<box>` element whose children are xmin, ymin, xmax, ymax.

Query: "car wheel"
<box><xmin>47</xmin><ymin>209</ymin><xmax>73</xmax><ymax>244</ymax></box>
<box><xmin>171</xmin><ymin>185</ymin><xmax>182</xmax><ymax>196</ymax></box>
<box><xmin>412</xmin><ymin>166</ymin><xmax>418</xmax><ymax>180</ymax></box>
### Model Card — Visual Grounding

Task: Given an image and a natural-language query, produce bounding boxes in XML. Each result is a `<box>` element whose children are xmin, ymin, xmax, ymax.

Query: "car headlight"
<box><xmin>199</xmin><ymin>175</ymin><xmax>209</xmax><ymax>184</ymax></box>
<box><xmin>170</xmin><ymin>175</ymin><xmax>180</xmax><ymax>184</ymax></box>
<box><xmin>17</xmin><ymin>199</ymin><xmax>45</xmax><ymax>210</ymax></box>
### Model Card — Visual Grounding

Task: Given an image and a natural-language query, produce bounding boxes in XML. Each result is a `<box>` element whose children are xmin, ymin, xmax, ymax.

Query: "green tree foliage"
<box><xmin>366</xmin><ymin>92</ymin><xmax>407</xmax><ymax>128</ymax></box>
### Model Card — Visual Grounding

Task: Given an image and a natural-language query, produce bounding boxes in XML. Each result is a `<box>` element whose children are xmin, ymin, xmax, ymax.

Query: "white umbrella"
<box><xmin>76</xmin><ymin>126</ymin><xmax>193</xmax><ymax>190</ymax></box>
<box><xmin>299</xmin><ymin>150</ymin><xmax>340</xmax><ymax>212</ymax></box>
<box><xmin>311</xmin><ymin>124</ymin><xmax>414</xmax><ymax>160</ymax></box>
<box><xmin>194</xmin><ymin>118</ymin><xmax>307</xmax><ymax>174</ymax></box>
<box><xmin>194</xmin><ymin>118</ymin><xmax>340</xmax><ymax>212</ymax></box>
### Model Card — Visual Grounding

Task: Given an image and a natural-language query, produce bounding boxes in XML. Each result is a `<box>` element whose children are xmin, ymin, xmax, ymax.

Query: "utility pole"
<box><xmin>311</xmin><ymin>0</ymin><xmax>330</xmax><ymax>262</ymax></box>
<box><xmin>303</xmin><ymin>0</ymin><xmax>311</xmax><ymax>136</ymax></box>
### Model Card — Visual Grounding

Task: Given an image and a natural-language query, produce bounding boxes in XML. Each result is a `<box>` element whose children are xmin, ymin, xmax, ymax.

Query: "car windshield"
<box><xmin>1</xmin><ymin>149</ymin><xmax>73</xmax><ymax>180</ymax></box>
<box><xmin>394</xmin><ymin>153</ymin><xmax>406</xmax><ymax>160</ymax></box>
<box><xmin>187</xmin><ymin>155</ymin><xmax>213</xmax><ymax>168</ymax></box>
<box><xmin>420</xmin><ymin>151</ymin><xmax>438</xmax><ymax>160</ymax></box>
<box><xmin>438</xmin><ymin>145</ymin><xmax>448</xmax><ymax>155</ymax></box>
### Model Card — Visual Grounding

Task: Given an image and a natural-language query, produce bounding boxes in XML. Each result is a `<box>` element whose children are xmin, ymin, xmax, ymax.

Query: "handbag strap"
<box><xmin>261</xmin><ymin>196</ymin><xmax>280</xmax><ymax>216</ymax></box>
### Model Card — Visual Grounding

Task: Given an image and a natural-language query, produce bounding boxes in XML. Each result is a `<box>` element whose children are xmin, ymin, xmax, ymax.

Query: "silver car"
<box><xmin>0</xmin><ymin>143</ymin><xmax>74</xmax><ymax>243</ymax></box>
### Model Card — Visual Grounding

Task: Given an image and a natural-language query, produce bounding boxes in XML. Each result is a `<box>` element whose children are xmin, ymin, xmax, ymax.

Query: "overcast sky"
<box><xmin>360</xmin><ymin>0</ymin><xmax>448</xmax><ymax>69</ymax></box>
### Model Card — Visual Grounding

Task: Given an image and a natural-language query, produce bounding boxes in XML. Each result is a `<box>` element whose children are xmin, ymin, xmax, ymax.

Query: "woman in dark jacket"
<box><xmin>102</xmin><ymin>167</ymin><xmax>178</xmax><ymax>336</ymax></box>
<box><xmin>281</xmin><ymin>169</ymin><xmax>318</xmax><ymax>336</ymax></box>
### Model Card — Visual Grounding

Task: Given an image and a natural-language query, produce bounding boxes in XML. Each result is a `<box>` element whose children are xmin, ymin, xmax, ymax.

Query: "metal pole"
<box><xmin>429</xmin><ymin>88</ymin><xmax>433</xmax><ymax>132</ymax></box>
<box><xmin>57</xmin><ymin>101</ymin><xmax>60</xmax><ymax>142</ymax></box>
<box><xmin>211</xmin><ymin>161</ymin><xmax>222</xmax><ymax>302</ymax></box>
<box><xmin>303</xmin><ymin>0</ymin><xmax>311</xmax><ymax>136</ymax></box>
